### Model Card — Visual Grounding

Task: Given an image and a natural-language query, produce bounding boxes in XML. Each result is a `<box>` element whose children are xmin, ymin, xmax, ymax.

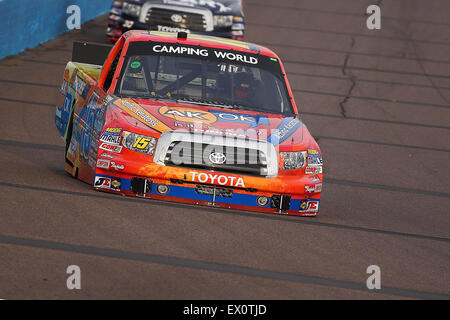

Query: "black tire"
<box><xmin>65</xmin><ymin>101</ymin><xmax>76</xmax><ymax>168</ymax></box>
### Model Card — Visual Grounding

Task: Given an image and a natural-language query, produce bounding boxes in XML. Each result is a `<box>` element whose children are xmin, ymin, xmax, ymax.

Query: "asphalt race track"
<box><xmin>0</xmin><ymin>0</ymin><xmax>449</xmax><ymax>299</ymax></box>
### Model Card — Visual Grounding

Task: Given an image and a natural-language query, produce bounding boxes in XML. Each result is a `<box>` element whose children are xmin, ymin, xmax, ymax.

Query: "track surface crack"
<box><xmin>338</xmin><ymin>37</ymin><xmax>356</xmax><ymax>117</ymax></box>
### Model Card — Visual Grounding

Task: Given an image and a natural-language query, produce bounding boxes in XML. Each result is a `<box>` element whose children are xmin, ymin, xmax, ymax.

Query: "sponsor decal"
<box><xmin>304</xmin><ymin>182</ymin><xmax>322</xmax><ymax>193</ymax></box>
<box><xmin>110</xmin><ymin>161</ymin><xmax>125</xmax><ymax>170</ymax></box>
<box><xmin>102</xmin><ymin>95</ymin><xmax>116</xmax><ymax>107</ymax></box>
<box><xmin>171</xmin><ymin>14</ymin><xmax>182</xmax><ymax>23</ymax></box>
<box><xmin>109</xmin><ymin>14</ymin><xmax>121</xmax><ymax>21</ymax></box>
<box><xmin>305</xmin><ymin>165</ymin><xmax>323</xmax><ymax>175</ymax></box>
<box><xmin>152</xmin><ymin>45</ymin><xmax>258</xmax><ymax>64</ymax></box>
<box><xmin>308</xmin><ymin>154</ymin><xmax>323</xmax><ymax>165</ymax></box>
<box><xmin>159</xmin><ymin>106</ymin><xmax>217</xmax><ymax>124</ymax></box>
<box><xmin>94</xmin><ymin>107</ymin><xmax>106</xmax><ymax>134</ymax></box>
<box><xmin>74</xmin><ymin>76</ymin><xmax>86</xmax><ymax>94</ymax></box>
<box><xmin>63</xmin><ymin>93</ymin><xmax>72</xmax><ymax>115</ymax></box>
<box><xmin>299</xmin><ymin>200</ymin><xmax>319</xmax><ymax>213</ymax></box>
<box><xmin>308</xmin><ymin>201</ymin><xmax>319</xmax><ymax>212</ymax></box>
<box><xmin>111</xmin><ymin>8</ymin><xmax>121</xmax><ymax>15</ymax></box>
<box><xmin>94</xmin><ymin>176</ymin><xmax>111</xmax><ymax>189</ymax></box>
<box><xmin>209</xmin><ymin>152</ymin><xmax>227</xmax><ymax>165</ymax></box>
<box><xmin>99</xmin><ymin>142</ymin><xmax>123</xmax><ymax>153</ymax></box>
<box><xmin>104</xmin><ymin>127</ymin><xmax>122</xmax><ymax>135</ymax></box>
<box><xmin>153</xmin><ymin>44</ymin><xmax>206</xmax><ymax>56</ymax></box>
<box><xmin>209</xmin><ymin>110</ymin><xmax>269</xmax><ymax>128</ymax></box>
<box><xmin>74</xmin><ymin>75</ymin><xmax>90</xmax><ymax>99</ymax></box>
<box><xmin>100</xmin><ymin>134</ymin><xmax>121</xmax><ymax>145</ymax></box>
<box><xmin>267</xmin><ymin>117</ymin><xmax>302</xmax><ymax>146</ymax></box>
<box><xmin>132</xmin><ymin>137</ymin><xmax>153</xmax><ymax>151</ymax></box>
<box><xmin>314</xmin><ymin>183</ymin><xmax>322</xmax><ymax>193</ymax></box>
<box><xmin>79</xmin><ymin>93</ymin><xmax>99</xmax><ymax>160</ymax></box>
<box><xmin>60</xmin><ymin>80</ymin><xmax>68</xmax><ymax>95</ymax></box>
<box><xmin>130</xmin><ymin>61</ymin><xmax>141</xmax><ymax>69</ymax></box>
<box><xmin>96</xmin><ymin>159</ymin><xmax>110</xmax><ymax>169</ymax></box>
<box><xmin>114</xmin><ymin>99</ymin><xmax>171</xmax><ymax>133</ymax></box>
<box><xmin>123</xmin><ymin>20</ymin><xmax>134</xmax><ymax>28</ymax></box>
<box><xmin>308</xmin><ymin>149</ymin><xmax>323</xmax><ymax>165</ymax></box>
<box><xmin>300</xmin><ymin>200</ymin><xmax>308</xmax><ymax>211</ymax></box>
<box><xmin>56</xmin><ymin>91</ymin><xmax>73</xmax><ymax>136</ymax></box>
<box><xmin>157</xmin><ymin>25</ymin><xmax>190</xmax><ymax>33</ymax></box>
<box><xmin>99</xmin><ymin>153</ymin><xmax>116</xmax><ymax>159</ymax></box>
<box><xmin>68</xmin><ymin>139</ymin><xmax>78</xmax><ymax>157</ymax></box>
<box><xmin>192</xmin><ymin>127</ymin><xmax>247</xmax><ymax>138</ymax></box>
<box><xmin>309</xmin><ymin>176</ymin><xmax>321</xmax><ymax>183</ymax></box>
<box><xmin>189</xmin><ymin>171</ymin><xmax>245</xmax><ymax>188</ymax></box>
<box><xmin>214</xmin><ymin>51</ymin><xmax>258</xmax><ymax>64</ymax></box>
<box><xmin>111</xmin><ymin>178</ymin><xmax>121</xmax><ymax>191</ymax></box>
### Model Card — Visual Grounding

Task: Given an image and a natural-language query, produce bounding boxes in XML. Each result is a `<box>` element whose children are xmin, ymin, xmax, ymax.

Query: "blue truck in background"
<box><xmin>106</xmin><ymin>0</ymin><xmax>245</xmax><ymax>41</ymax></box>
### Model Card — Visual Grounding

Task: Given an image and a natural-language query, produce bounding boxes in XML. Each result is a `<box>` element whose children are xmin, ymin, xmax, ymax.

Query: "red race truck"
<box><xmin>55</xmin><ymin>31</ymin><xmax>323</xmax><ymax>216</ymax></box>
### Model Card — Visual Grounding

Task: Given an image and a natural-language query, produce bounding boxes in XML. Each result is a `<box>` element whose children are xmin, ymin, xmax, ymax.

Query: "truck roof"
<box><xmin>122</xmin><ymin>30</ymin><xmax>279</xmax><ymax>59</ymax></box>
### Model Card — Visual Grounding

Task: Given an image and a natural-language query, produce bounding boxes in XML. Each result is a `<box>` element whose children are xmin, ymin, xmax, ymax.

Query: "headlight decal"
<box><xmin>122</xmin><ymin>131</ymin><xmax>157</xmax><ymax>155</ymax></box>
<box><xmin>122</xmin><ymin>3</ymin><xmax>142</xmax><ymax>17</ymax></box>
<box><xmin>279</xmin><ymin>151</ymin><xmax>307</xmax><ymax>170</ymax></box>
<box><xmin>214</xmin><ymin>15</ymin><xmax>233</xmax><ymax>27</ymax></box>
<box><xmin>232</xmin><ymin>16</ymin><xmax>245</xmax><ymax>31</ymax></box>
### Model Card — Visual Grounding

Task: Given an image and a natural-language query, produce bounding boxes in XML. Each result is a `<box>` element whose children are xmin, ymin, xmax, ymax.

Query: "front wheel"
<box><xmin>64</xmin><ymin>103</ymin><xmax>78</xmax><ymax>178</ymax></box>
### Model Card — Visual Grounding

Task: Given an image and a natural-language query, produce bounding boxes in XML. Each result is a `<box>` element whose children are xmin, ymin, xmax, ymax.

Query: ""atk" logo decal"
<box><xmin>165</xmin><ymin>109</ymin><xmax>206</xmax><ymax>119</ymax></box>
<box><xmin>159</xmin><ymin>106</ymin><xmax>217</xmax><ymax>124</ymax></box>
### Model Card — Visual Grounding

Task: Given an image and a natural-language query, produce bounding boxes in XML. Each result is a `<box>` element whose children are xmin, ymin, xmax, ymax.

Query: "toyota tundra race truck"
<box><xmin>55</xmin><ymin>31</ymin><xmax>323</xmax><ymax>216</ymax></box>
<box><xmin>107</xmin><ymin>0</ymin><xmax>245</xmax><ymax>41</ymax></box>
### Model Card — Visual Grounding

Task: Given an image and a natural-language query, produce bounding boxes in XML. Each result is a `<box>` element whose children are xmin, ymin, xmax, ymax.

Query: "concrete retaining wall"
<box><xmin>0</xmin><ymin>0</ymin><xmax>111</xmax><ymax>59</ymax></box>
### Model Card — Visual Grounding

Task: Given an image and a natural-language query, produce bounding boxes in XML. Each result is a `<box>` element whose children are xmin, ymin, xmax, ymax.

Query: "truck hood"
<box><xmin>109</xmin><ymin>97</ymin><xmax>319</xmax><ymax>150</ymax></box>
<box><xmin>128</xmin><ymin>0</ymin><xmax>242</xmax><ymax>15</ymax></box>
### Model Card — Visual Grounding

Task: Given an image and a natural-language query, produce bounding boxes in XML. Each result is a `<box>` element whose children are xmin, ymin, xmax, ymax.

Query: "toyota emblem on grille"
<box><xmin>209</xmin><ymin>152</ymin><xmax>226</xmax><ymax>165</ymax></box>
<box><xmin>171</xmin><ymin>14</ymin><xmax>183</xmax><ymax>23</ymax></box>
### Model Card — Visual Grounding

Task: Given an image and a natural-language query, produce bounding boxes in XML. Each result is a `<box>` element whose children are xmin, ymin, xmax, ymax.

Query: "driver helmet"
<box><xmin>233</xmin><ymin>72</ymin><xmax>255</xmax><ymax>99</ymax></box>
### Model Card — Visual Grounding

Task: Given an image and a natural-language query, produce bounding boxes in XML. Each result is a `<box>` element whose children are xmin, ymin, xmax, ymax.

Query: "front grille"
<box><xmin>164</xmin><ymin>141</ymin><xmax>268</xmax><ymax>176</ymax></box>
<box><xmin>146</xmin><ymin>8</ymin><xmax>207</xmax><ymax>31</ymax></box>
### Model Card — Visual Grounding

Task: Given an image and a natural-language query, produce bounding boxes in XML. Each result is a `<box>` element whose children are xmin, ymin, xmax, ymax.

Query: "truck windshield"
<box><xmin>116</xmin><ymin>55</ymin><xmax>293</xmax><ymax>115</ymax></box>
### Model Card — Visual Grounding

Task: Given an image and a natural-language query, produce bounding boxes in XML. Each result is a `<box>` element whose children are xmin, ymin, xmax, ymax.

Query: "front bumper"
<box><xmin>92</xmin><ymin>163</ymin><xmax>322</xmax><ymax>216</ymax></box>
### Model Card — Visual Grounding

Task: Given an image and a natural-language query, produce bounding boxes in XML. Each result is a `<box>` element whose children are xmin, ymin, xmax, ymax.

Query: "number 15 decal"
<box><xmin>133</xmin><ymin>137</ymin><xmax>151</xmax><ymax>149</ymax></box>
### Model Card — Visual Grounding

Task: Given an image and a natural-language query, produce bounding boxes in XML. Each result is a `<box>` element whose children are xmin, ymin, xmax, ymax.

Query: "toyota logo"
<box><xmin>209</xmin><ymin>152</ymin><xmax>226</xmax><ymax>165</ymax></box>
<box><xmin>171</xmin><ymin>14</ymin><xmax>183</xmax><ymax>23</ymax></box>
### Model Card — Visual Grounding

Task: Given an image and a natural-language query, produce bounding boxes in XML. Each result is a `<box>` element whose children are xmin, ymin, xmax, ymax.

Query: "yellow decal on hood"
<box><xmin>114</xmin><ymin>99</ymin><xmax>171</xmax><ymax>133</ymax></box>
